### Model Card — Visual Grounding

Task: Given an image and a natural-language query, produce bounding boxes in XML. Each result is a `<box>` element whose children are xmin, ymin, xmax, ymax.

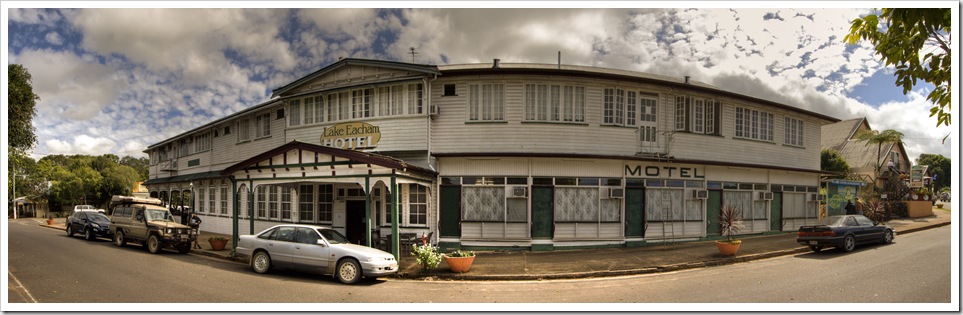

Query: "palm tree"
<box><xmin>854</xmin><ymin>129</ymin><xmax>904</xmax><ymax>175</ymax></box>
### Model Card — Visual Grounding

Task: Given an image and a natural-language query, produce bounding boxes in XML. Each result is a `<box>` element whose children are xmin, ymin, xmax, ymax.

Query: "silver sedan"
<box><xmin>235</xmin><ymin>224</ymin><xmax>398</xmax><ymax>284</ymax></box>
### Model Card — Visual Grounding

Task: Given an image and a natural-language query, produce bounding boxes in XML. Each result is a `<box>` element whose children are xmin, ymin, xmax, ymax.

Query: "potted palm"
<box><xmin>443</xmin><ymin>250</ymin><xmax>476</xmax><ymax>273</ymax></box>
<box><xmin>716</xmin><ymin>204</ymin><xmax>745</xmax><ymax>256</ymax></box>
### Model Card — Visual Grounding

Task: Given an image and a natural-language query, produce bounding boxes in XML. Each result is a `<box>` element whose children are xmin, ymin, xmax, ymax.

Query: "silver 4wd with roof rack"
<box><xmin>108</xmin><ymin>195</ymin><xmax>196</xmax><ymax>254</ymax></box>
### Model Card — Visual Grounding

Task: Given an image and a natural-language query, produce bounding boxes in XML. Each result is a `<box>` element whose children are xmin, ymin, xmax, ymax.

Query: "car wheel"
<box><xmin>808</xmin><ymin>245</ymin><xmax>823</xmax><ymax>252</ymax></box>
<box><xmin>336</xmin><ymin>259</ymin><xmax>362</xmax><ymax>284</ymax></box>
<box><xmin>114</xmin><ymin>231</ymin><xmax>127</xmax><ymax>247</ymax></box>
<box><xmin>842</xmin><ymin>235</ymin><xmax>856</xmax><ymax>252</ymax></box>
<box><xmin>84</xmin><ymin>228</ymin><xmax>95</xmax><ymax>241</ymax></box>
<box><xmin>882</xmin><ymin>230</ymin><xmax>894</xmax><ymax>244</ymax></box>
<box><xmin>147</xmin><ymin>234</ymin><xmax>162</xmax><ymax>254</ymax></box>
<box><xmin>176</xmin><ymin>243</ymin><xmax>191</xmax><ymax>254</ymax></box>
<box><xmin>251</xmin><ymin>251</ymin><xmax>272</xmax><ymax>274</ymax></box>
<box><xmin>66</xmin><ymin>225</ymin><xmax>74</xmax><ymax>237</ymax></box>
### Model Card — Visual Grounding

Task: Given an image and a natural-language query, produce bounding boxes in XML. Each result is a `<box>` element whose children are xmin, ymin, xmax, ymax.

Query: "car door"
<box><xmin>129</xmin><ymin>206</ymin><xmax>149</xmax><ymax>240</ymax></box>
<box><xmin>854</xmin><ymin>216</ymin><xmax>881</xmax><ymax>243</ymax></box>
<box><xmin>264</xmin><ymin>226</ymin><xmax>298</xmax><ymax>268</ymax></box>
<box><xmin>292</xmin><ymin>227</ymin><xmax>331</xmax><ymax>273</ymax></box>
<box><xmin>68</xmin><ymin>212</ymin><xmax>83</xmax><ymax>234</ymax></box>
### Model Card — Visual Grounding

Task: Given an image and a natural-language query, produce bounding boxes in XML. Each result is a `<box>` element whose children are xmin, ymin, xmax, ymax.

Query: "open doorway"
<box><xmin>345</xmin><ymin>200</ymin><xmax>367</xmax><ymax>245</ymax></box>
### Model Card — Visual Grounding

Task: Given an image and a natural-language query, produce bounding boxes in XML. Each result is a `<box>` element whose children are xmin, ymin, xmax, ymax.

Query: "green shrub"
<box><xmin>411</xmin><ymin>244</ymin><xmax>442</xmax><ymax>273</ymax></box>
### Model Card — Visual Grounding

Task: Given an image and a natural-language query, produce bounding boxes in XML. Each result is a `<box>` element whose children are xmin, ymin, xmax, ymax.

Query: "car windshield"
<box><xmin>87</xmin><ymin>213</ymin><xmax>110</xmax><ymax>223</ymax></box>
<box><xmin>317</xmin><ymin>229</ymin><xmax>349</xmax><ymax>244</ymax></box>
<box><xmin>815</xmin><ymin>216</ymin><xmax>847</xmax><ymax>227</ymax></box>
<box><xmin>145</xmin><ymin>209</ymin><xmax>174</xmax><ymax>222</ymax></box>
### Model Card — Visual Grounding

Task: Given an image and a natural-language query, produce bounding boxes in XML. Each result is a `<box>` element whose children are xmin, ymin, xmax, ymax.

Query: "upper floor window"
<box><xmin>194</xmin><ymin>132</ymin><xmax>211</xmax><ymax>152</ymax></box>
<box><xmin>288</xmin><ymin>99</ymin><xmax>301</xmax><ymax>127</ymax></box>
<box><xmin>407</xmin><ymin>83</ymin><xmax>423</xmax><ymax>115</ymax></box>
<box><xmin>352</xmin><ymin>88</ymin><xmax>372</xmax><ymax>119</ymax></box>
<box><xmin>675</xmin><ymin>95</ymin><xmax>720</xmax><ymax>135</ymax></box>
<box><xmin>525</xmin><ymin>84</ymin><xmax>586</xmax><ymax>123</ymax></box>
<box><xmin>784</xmin><ymin>117</ymin><xmax>804</xmax><ymax>146</ymax></box>
<box><xmin>606</xmin><ymin>88</ymin><xmax>659</xmax><ymax>127</ymax></box>
<box><xmin>238</xmin><ymin>118</ymin><xmax>251</xmax><ymax>142</ymax></box>
<box><xmin>735</xmin><ymin>107</ymin><xmax>773</xmax><ymax>142</ymax></box>
<box><xmin>178</xmin><ymin>138</ymin><xmax>191</xmax><ymax>157</ymax></box>
<box><xmin>468</xmin><ymin>83</ymin><xmax>505</xmax><ymax>121</ymax></box>
<box><xmin>255</xmin><ymin>112</ymin><xmax>271</xmax><ymax>139</ymax></box>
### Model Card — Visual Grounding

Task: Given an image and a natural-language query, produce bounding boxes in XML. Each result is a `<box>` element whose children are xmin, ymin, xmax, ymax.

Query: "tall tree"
<box><xmin>820</xmin><ymin>148</ymin><xmax>851</xmax><ymax>177</ymax></box>
<box><xmin>845</xmin><ymin>8</ymin><xmax>952</xmax><ymax>130</ymax></box>
<box><xmin>8</xmin><ymin>64</ymin><xmax>40</xmax><ymax>153</ymax></box>
<box><xmin>119</xmin><ymin>156</ymin><xmax>150</xmax><ymax>180</ymax></box>
<box><xmin>854</xmin><ymin>129</ymin><xmax>904</xmax><ymax>176</ymax></box>
<box><xmin>915</xmin><ymin>154</ymin><xmax>951</xmax><ymax>191</ymax></box>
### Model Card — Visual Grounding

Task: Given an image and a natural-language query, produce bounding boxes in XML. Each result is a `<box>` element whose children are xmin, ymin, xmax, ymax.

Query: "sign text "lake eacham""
<box><xmin>320</xmin><ymin>122</ymin><xmax>382</xmax><ymax>150</ymax></box>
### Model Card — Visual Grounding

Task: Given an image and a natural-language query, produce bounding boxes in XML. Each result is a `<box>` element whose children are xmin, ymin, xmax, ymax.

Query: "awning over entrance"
<box><xmin>220</xmin><ymin>140</ymin><xmax>437</xmax><ymax>259</ymax></box>
<box><xmin>144</xmin><ymin>171</ymin><xmax>224</xmax><ymax>185</ymax></box>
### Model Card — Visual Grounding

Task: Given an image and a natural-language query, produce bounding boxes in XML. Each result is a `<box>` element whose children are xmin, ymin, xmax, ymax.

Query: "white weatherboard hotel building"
<box><xmin>144</xmin><ymin>58</ymin><xmax>838</xmax><ymax>257</ymax></box>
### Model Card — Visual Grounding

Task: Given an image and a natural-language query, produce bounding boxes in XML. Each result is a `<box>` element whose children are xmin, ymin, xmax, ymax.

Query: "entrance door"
<box><xmin>770</xmin><ymin>192</ymin><xmax>783</xmax><ymax>231</ymax></box>
<box><xmin>531</xmin><ymin>186</ymin><xmax>553</xmax><ymax>239</ymax></box>
<box><xmin>706</xmin><ymin>190</ymin><xmax>722</xmax><ymax>235</ymax></box>
<box><xmin>625</xmin><ymin>188</ymin><xmax>645</xmax><ymax>237</ymax></box>
<box><xmin>345</xmin><ymin>200</ymin><xmax>367</xmax><ymax>245</ymax></box>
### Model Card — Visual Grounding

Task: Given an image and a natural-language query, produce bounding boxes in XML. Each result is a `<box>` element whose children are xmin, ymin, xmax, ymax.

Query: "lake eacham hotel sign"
<box><xmin>320</xmin><ymin>122</ymin><xmax>381</xmax><ymax>150</ymax></box>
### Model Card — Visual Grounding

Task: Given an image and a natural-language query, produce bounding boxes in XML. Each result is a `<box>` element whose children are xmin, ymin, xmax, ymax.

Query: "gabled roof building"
<box><xmin>143</xmin><ymin>58</ymin><xmax>840</xmax><ymax>257</ymax></box>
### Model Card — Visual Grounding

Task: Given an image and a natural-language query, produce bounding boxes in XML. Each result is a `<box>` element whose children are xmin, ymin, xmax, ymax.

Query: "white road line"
<box><xmin>8</xmin><ymin>270</ymin><xmax>38</xmax><ymax>303</ymax></box>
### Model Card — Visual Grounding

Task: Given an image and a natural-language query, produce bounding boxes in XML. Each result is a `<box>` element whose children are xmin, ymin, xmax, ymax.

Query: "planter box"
<box><xmin>906</xmin><ymin>200</ymin><xmax>934</xmax><ymax>218</ymax></box>
<box><xmin>444</xmin><ymin>255</ymin><xmax>475</xmax><ymax>273</ymax></box>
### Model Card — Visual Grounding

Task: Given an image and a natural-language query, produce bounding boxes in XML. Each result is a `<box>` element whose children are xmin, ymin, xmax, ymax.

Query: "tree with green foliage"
<box><xmin>854</xmin><ymin>129</ymin><xmax>904</xmax><ymax>176</ymax></box>
<box><xmin>916</xmin><ymin>153</ymin><xmax>950</xmax><ymax>191</ymax></box>
<box><xmin>845</xmin><ymin>8</ymin><xmax>952</xmax><ymax>130</ymax></box>
<box><xmin>820</xmin><ymin>148</ymin><xmax>851</xmax><ymax>177</ymax></box>
<box><xmin>8</xmin><ymin>64</ymin><xmax>40</xmax><ymax>154</ymax></box>
<box><xmin>119</xmin><ymin>156</ymin><xmax>150</xmax><ymax>181</ymax></box>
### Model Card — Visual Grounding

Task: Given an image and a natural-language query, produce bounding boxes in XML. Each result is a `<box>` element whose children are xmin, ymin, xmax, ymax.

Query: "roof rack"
<box><xmin>110</xmin><ymin>195</ymin><xmax>163</xmax><ymax>206</ymax></box>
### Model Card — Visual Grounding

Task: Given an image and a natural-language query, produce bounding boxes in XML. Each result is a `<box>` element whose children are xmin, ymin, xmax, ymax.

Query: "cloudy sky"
<box><xmin>3</xmin><ymin>3</ymin><xmax>956</xmax><ymax>164</ymax></box>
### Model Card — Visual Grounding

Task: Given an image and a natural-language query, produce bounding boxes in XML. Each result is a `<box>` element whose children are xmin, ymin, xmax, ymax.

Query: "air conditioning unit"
<box><xmin>429</xmin><ymin>105</ymin><xmax>439</xmax><ymax>116</ymax></box>
<box><xmin>608</xmin><ymin>188</ymin><xmax>625</xmax><ymax>199</ymax></box>
<box><xmin>511</xmin><ymin>186</ymin><xmax>528</xmax><ymax>198</ymax></box>
<box><xmin>693</xmin><ymin>190</ymin><xmax>709</xmax><ymax>199</ymax></box>
<box><xmin>808</xmin><ymin>193</ymin><xmax>824</xmax><ymax>202</ymax></box>
<box><xmin>758</xmin><ymin>191</ymin><xmax>773</xmax><ymax>200</ymax></box>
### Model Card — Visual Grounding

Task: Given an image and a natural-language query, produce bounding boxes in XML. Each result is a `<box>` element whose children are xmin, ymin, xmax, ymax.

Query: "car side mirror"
<box><xmin>316</xmin><ymin>239</ymin><xmax>326</xmax><ymax>247</ymax></box>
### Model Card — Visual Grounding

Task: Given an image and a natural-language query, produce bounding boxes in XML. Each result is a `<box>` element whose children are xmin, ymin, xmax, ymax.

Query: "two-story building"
<box><xmin>144</xmin><ymin>58</ymin><xmax>839</xmax><ymax>257</ymax></box>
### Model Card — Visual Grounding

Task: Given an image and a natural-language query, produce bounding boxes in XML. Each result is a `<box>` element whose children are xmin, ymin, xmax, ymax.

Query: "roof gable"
<box><xmin>271</xmin><ymin>58</ymin><xmax>441</xmax><ymax>98</ymax></box>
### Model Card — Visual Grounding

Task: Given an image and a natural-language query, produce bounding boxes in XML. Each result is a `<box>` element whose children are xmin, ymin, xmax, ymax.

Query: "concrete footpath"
<box><xmin>37</xmin><ymin>203</ymin><xmax>952</xmax><ymax>281</ymax></box>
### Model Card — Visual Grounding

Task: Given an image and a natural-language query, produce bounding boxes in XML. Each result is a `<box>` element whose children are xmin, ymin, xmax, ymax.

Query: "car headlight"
<box><xmin>91</xmin><ymin>223</ymin><xmax>102</xmax><ymax>229</ymax></box>
<box><xmin>166</xmin><ymin>228</ymin><xmax>173</xmax><ymax>234</ymax></box>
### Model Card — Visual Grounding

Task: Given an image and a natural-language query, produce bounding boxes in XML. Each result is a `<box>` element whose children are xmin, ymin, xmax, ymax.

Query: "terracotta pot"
<box><xmin>208</xmin><ymin>239</ymin><xmax>228</xmax><ymax>251</ymax></box>
<box><xmin>46</xmin><ymin>219</ymin><xmax>55</xmax><ymax>225</ymax></box>
<box><xmin>715</xmin><ymin>240</ymin><xmax>742</xmax><ymax>256</ymax></box>
<box><xmin>444</xmin><ymin>255</ymin><xmax>475</xmax><ymax>273</ymax></box>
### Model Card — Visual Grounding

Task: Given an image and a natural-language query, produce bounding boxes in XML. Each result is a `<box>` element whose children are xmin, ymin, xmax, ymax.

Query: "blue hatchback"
<box><xmin>66</xmin><ymin>211</ymin><xmax>112</xmax><ymax>241</ymax></box>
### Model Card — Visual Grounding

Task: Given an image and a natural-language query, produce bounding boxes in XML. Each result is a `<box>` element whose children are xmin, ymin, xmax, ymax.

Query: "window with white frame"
<box><xmin>468</xmin><ymin>83</ymin><xmax>505</xmax><ymax>121</ymax></box>
<box><xmin>298</xmin><ymin>185</ymin><xmax>314</xmax><ymax>222</ymax></box>
<box><xmin>785</xmin><ymin>117</ymin><xmax>804</xmax><ymax>146</ymax></box>
<box><xmin>639</xmin><ymin>126</ymin><xmax>658</xmax><ymax>143</ymax></box>
<box><xmin>603</xmin><ymin>88</ymin><xmax>627</xmax><ymax>125</ymax></box>
<box><xmin>407</xmin><ymin>83</ymin><xmax>423</xmax><ymax>114</ymax></box>
<box><xmin>256</xmin><ymin>186</ymin><xmax>266</xmax><ymax>218</ymax></box>
<box><xmin>675</xmin><ymin>95</ymin><xmax>720</xmax><ymax>135</ymax></box>
<box><xmin>280</xmin><ymin>186</ymin><xmax>292</xmax><ymax>220</ymax></box>
<box><xmin>352</xmin><ymin>89</ymin><xmax>372</xmax><ymax>118</ymax></box>
<box><xmin>377</xmin><ymin>86</ymin><xmax>393</xmax><ymax>116</ymax></box>
<box><xmin>338</xmin><ymin>92</ymin><xmax>350</xmax><ymax>120</ymax></box>
<box><xmin>268</xmin><ymin>186</ymin><xmax>278</xmax><ymax>219</ymax></box>
<box><xmin>408</xmin><ymin>184</ymin><xmax>427</xmax><ymax>225</ymax></box>
<box><xmin>254</xmin><ymin>113</ymin><xmax>271</xmax><ymax>139</ymax></box>
<box><xmin>238</xmin><ymin>118</ymin><xmax>251</xmax><ymax>142</ymax></box>
<box><xmin>219</xmin><ymin>184</ymin><xmax>228</xmax><ymax>215</ymax></box>
<box><xmin>639</xmin><ymin>94</ymin><xmax>657</xmax><ymax>123</ymax></box>
<box><xmin>208</xmin><ymin>184</ymin><xmax>216</xmax><ymax>216</ymax></box>
<box><xmin>178</xmin><ymin>138</ymin><xmax>191</xmax><ymax>157</ymax></box>
<box><xmin>735</xmin><ymin>107</ymin><xmax>774</xmax><ymax>141</ymax></box>
<box><xmin>289</xmin><ymin>99</ymin><xmax>301</xmax><ymax>126</ymax></box>
<box><xmin>318</xmin><ymin>184</ymin><xmax>333</xmax><ymax>222</ymax></box>
<box><xmin>197</xmin><ymin>186</ymin><xmax>206</xmax><ymax>214</ymax></box>
<box><xmin>525</xmin><ymin>83</ymin><xmax>585</xmax><ymax>123</ymax></box>
<box><xmin>195</xmin><ymin>132</ymin><xmax>210</xmax><ymax>152</ymax></box>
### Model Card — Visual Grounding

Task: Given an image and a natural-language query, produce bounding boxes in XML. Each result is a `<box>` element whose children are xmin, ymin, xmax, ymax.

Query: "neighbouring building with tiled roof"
<box><xmin>820</xmin><ymin>118</ymin><xmax>911</xmax><ymax>188</ymax></box>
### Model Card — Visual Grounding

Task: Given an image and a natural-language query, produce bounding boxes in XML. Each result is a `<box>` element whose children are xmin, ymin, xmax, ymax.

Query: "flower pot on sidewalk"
<box><xmin>715</xmin><ymin>240</ymin><xmax>742</xmax><ymax>256</ymax></box>
<box><xmin>444</xmin><ymin>255</ymin><xmax>475</xmax><ymax>273</ymax></box>
<box><xmin>208</xmin><ymin>237</ymin><xmax>228</xmax><ymax>251</ymax></box>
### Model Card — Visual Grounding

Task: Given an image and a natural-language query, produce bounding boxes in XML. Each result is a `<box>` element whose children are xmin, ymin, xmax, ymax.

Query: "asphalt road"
<box><xmin>6</xmin><ymin>218</ymin><xmax>953</xmax><ymax>310</ymax></box>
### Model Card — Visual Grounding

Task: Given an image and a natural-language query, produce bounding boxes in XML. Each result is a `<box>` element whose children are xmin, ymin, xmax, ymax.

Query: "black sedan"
<box><xmin>66</xmin><ymin>211</ymin><xmax>112</xmax><ymax>241</ymax></box>
<box><xmin>797</xmin><ymin>215</ymin><xmax>895</xmax><ymax>252</ymax></box>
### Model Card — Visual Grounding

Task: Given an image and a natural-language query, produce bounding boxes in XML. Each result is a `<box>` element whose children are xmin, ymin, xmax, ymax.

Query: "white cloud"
<box><xmin>13</xmin><ymin>48</ymin><xmax>126</xmax><ymax>120</ymax></box>
<box><xmin>44</xmin><ymin>32</ymin><xmax>63</xmax><ymax>45</ymax></box>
